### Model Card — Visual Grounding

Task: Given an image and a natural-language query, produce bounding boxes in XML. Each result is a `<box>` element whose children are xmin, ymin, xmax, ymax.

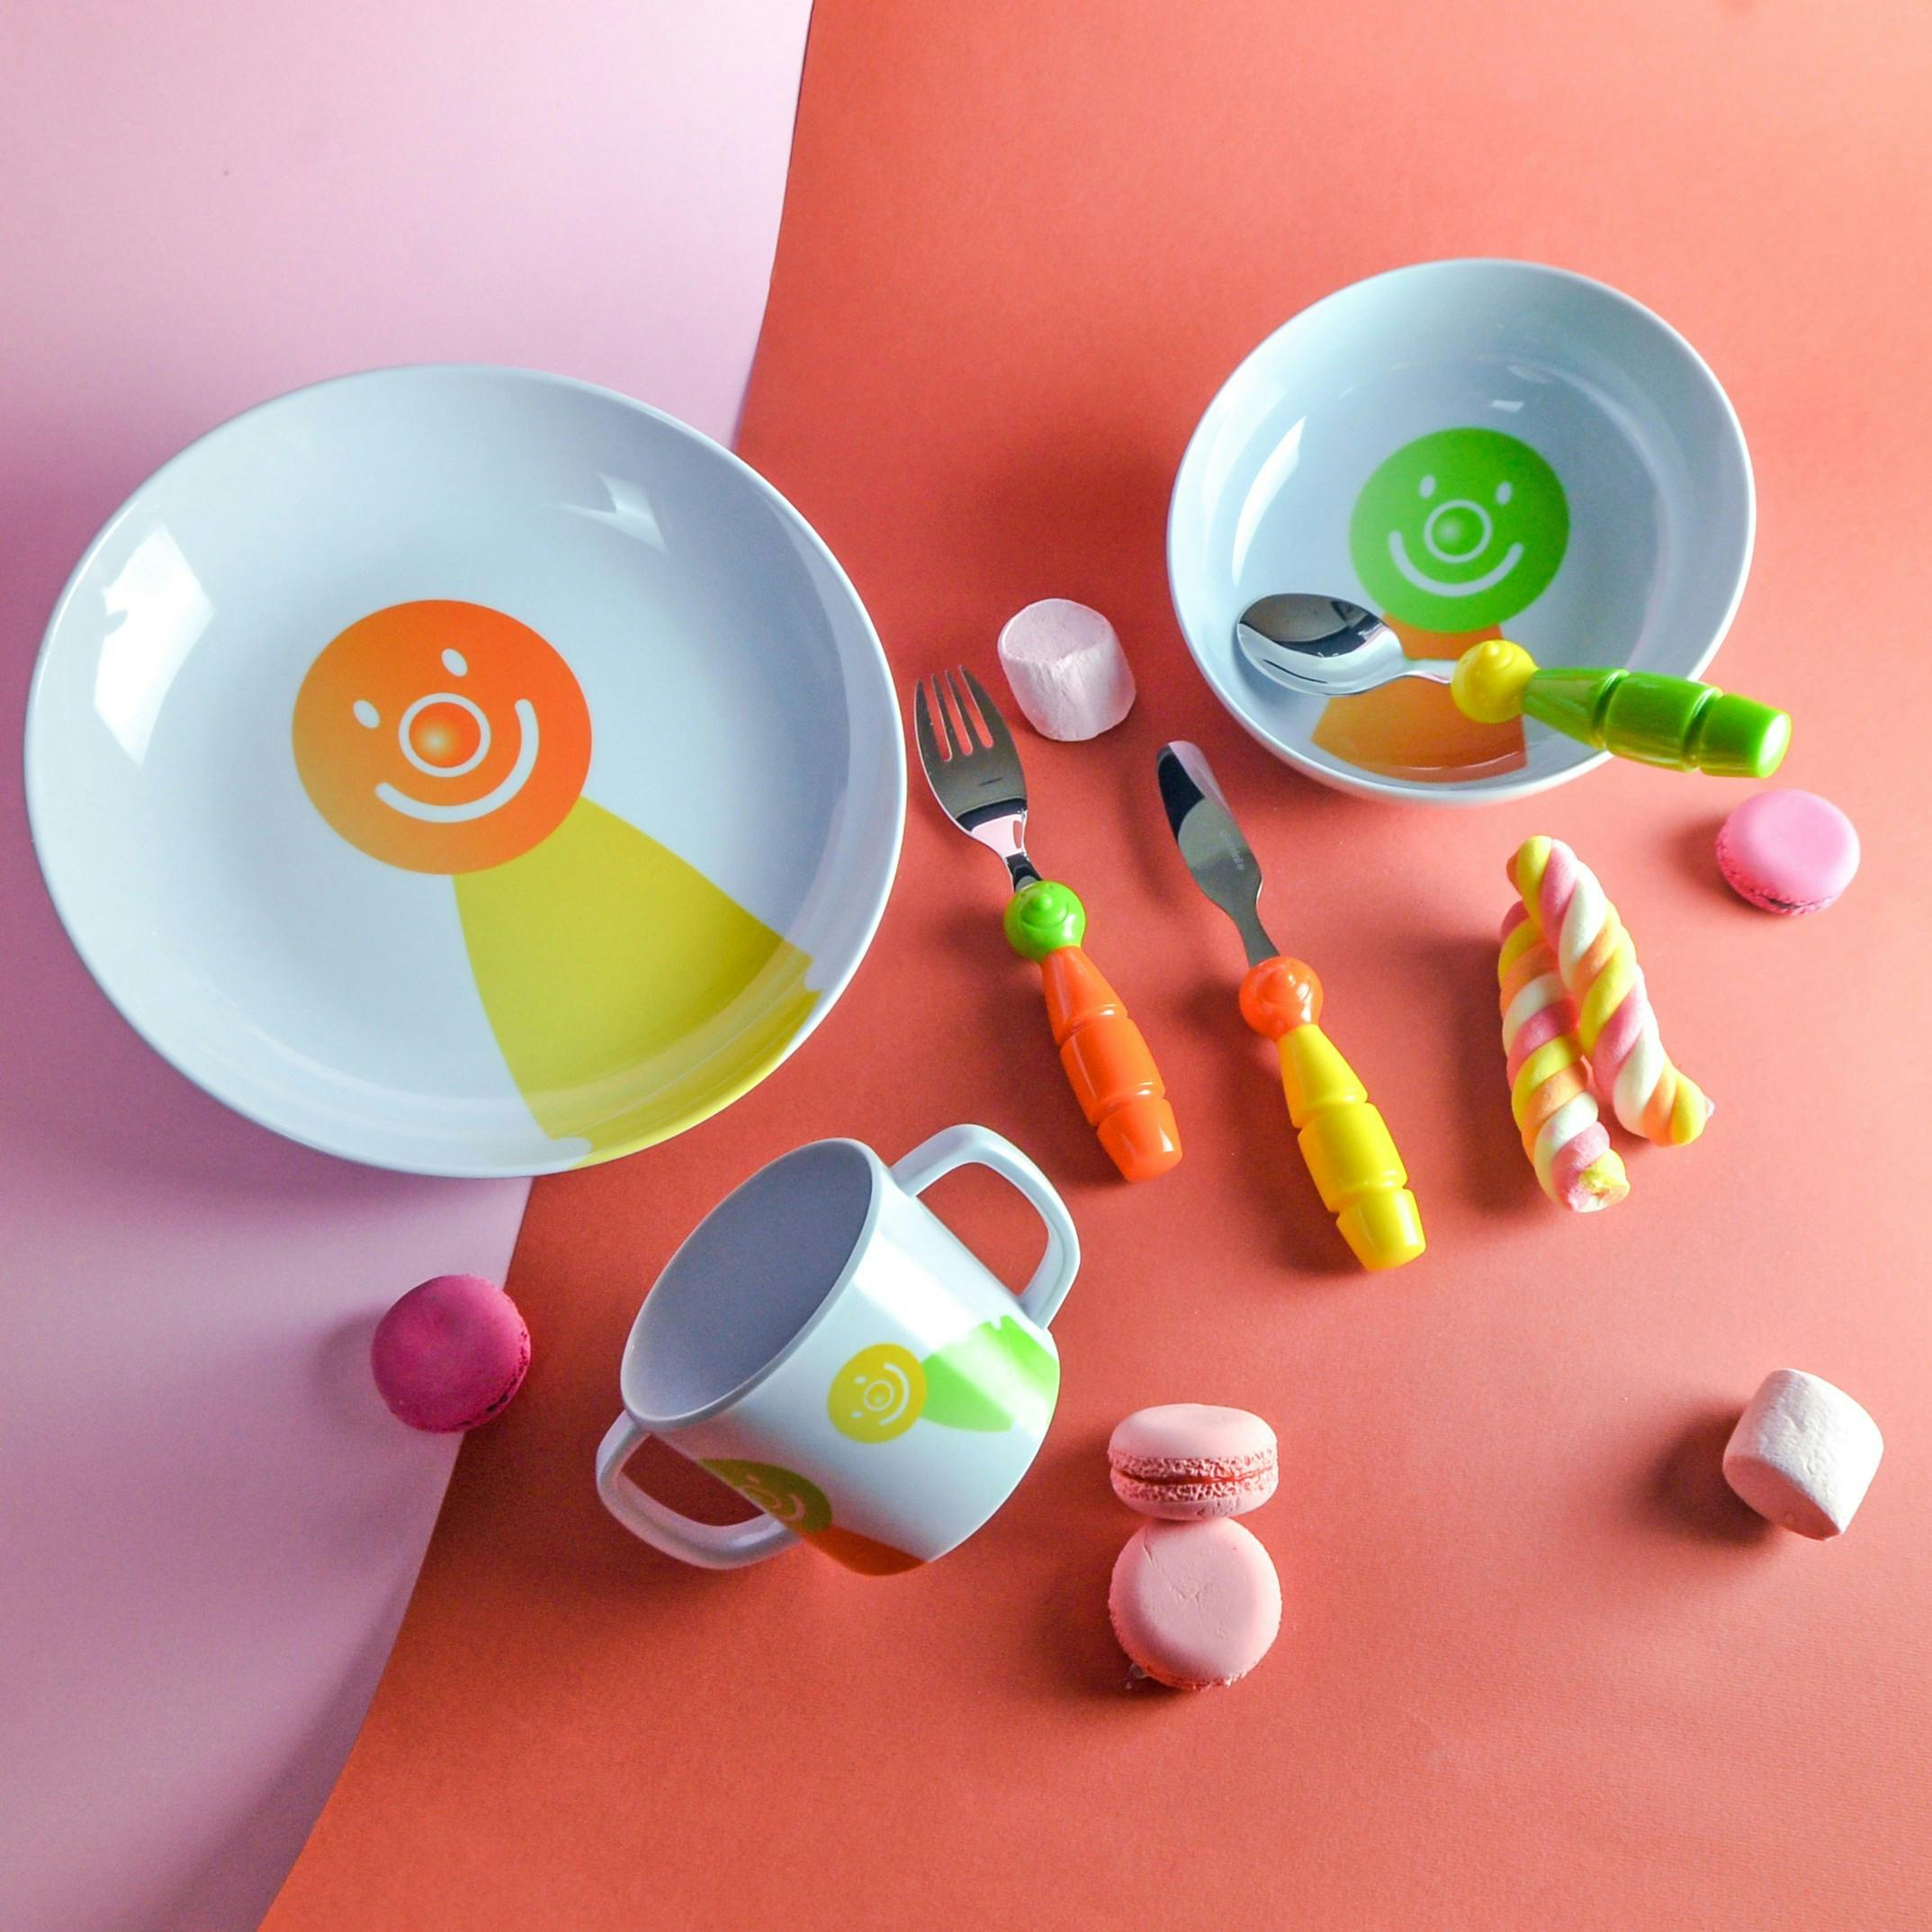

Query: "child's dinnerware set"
<box><xmin>25</xmin><ymin>262</ymin><xmax>1875</xmax><ymax>1650</ymax></box>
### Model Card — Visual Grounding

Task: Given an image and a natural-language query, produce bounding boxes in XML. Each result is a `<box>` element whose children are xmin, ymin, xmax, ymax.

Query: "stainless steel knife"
<box><xmin>1155</xmin><ymin>741</ymin><xmax>1424</xmax><ymax>1272</ymax></box>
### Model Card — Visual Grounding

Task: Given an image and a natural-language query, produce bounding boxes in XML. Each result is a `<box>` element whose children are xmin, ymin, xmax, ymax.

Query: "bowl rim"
<box><xmin>23</xmin><ymin>362</ymin><xmax>907</xmax><ymax>1176</ymax></box>
<box><xmin>1165</xmin><ymin>256</ymin><xmax>1757</xmax><ymax>806</ymax></box>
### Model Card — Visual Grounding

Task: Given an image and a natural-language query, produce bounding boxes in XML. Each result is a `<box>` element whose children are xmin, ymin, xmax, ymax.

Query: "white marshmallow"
<box><xmin>996</xmin><ymin>598</ymin><xmax>1136</xmax><ymax>741</ymax></box>
<box><xmin>1722</xmin><ymin>1369</ymin><xmax>1883</xmax><ymax>1539</ymax></box>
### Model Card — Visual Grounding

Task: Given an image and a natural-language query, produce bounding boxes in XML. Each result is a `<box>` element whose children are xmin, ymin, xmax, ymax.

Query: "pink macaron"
<box><xmin>1108</xmin><ymin>1403</ymin><xmax>1278</xmax><ymax>1518</ymax></box>
<box><xmin>1110</xmin><ymin>1518</ymin><xmax>1282</xmax><ymax>1689</ymax></box>
<box><xmin>1716</xmin><ymin>788</ymin><xmax>1860</xmax><ymax>914</ymax></box>
<box><xmin>371</xmin><ymin>1274</ymin><xmax>530</xmax><ymax>1433</ymax></box>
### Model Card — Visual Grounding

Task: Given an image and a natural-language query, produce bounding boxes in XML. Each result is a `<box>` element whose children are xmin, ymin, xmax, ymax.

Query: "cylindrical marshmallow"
<box><xmin>996</xmin><ymin>598</ymin><xmax>1136</xmax><ymax>741</ymax></box>
<box><xmin>1722</xmin><ymin>1369</ymin><xmax>1883</xmax><ymax>1539</ymax></box>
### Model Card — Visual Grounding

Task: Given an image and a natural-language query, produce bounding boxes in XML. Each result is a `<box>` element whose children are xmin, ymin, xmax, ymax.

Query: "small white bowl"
<box><xmin>26</xmin><ymin>367</ymin><xmax>903</xmax><ymax>1175</ymax></box>
<box><xmin>1168</xmin><ymin>260</ymin><xmax>1755</xmax><ymax>804</ymax></box>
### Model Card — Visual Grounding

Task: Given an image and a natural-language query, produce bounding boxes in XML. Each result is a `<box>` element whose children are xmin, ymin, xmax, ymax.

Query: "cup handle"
<box><xmin>889</xmin><ymin>1124</ymin><xmax>1081</xmax><ymax>1327</ymax></box>
<box><xmin>595</xmin><ymin>1415</ymin><xmax>797</xmax><ymax>1569</ymax></box>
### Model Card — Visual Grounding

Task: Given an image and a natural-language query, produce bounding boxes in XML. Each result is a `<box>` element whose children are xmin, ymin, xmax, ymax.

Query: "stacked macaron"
<box><xmin>1105</xmin><ymin>1404</ymin><xmax>1281</xmax><ymax>1690</ymax></box>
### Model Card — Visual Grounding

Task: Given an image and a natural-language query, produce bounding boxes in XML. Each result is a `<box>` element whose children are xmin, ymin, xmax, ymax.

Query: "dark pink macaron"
<box><xmin>1108</xmin><ymin>1404</ymin><xmax>1278</xmax><ymax>1518</ymax></box>
<box><xmin>1716</xmin><ymin>789</ymin><xmax>1860</xmax><ymax>915</ymax></box>
<box><xmin>371</xmin><ymin>1274</ymin><xmax>530</xmax><ymax>1432</ymax></box>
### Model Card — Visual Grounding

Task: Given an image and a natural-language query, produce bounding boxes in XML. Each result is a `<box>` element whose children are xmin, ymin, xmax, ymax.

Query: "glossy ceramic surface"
<box><xmin>1168</xmin><ymin>260</ymin><xmax>1756</xmax><ymax>804</ymax></box>
<box><xmin>26</xmin><ymin>366</ymin><xmax>904</xmax><ymax>1174</ymax></box>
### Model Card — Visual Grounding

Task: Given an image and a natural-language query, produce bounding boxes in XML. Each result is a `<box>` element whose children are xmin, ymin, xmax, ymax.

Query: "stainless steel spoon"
<box><xmin>1235</xmin><ymin>594</ymin><xmax>1450</xmax><ymax>698</ymax></box>
<box><xmin>1232</xmin><ymin>592</ymin><xmax>1790</xmax><ymax>777</ymax></box>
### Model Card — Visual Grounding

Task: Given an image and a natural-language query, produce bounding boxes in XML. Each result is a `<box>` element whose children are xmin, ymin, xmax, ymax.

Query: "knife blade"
<box><xmin>1155</xmin><ymin>741</ymin><xmax>1277</xmax><ymax>967</ymax></box>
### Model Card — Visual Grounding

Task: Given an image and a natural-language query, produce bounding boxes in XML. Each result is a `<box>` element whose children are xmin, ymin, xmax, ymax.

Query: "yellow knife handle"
<box><xmin>1238</xmin><ymin>957</ymin><xmax>1424</xmax><ymax>1272</ymax></box>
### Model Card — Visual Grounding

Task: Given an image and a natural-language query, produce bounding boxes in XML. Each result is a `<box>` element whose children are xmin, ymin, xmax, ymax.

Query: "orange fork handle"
<box><xmin>1040</xmin><ymin>946</ymin><xmax>1182</xmax><ymax>1182</ymax></box>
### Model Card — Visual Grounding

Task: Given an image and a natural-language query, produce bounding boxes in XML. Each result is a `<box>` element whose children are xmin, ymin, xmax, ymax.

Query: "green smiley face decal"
<box><xmin>1349</xmin><ymin>428</ymin><xmax>1568</xmax><ymax>634</ymax></box>
<box><xmin>698</xmin><ymin>1459</ymin><xmax>833</xmax><ymax>1534</ymax></box>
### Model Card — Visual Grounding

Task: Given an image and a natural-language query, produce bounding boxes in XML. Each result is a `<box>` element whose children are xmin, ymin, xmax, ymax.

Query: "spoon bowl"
<box><xmin>1235</xmin><ymin>595</ymin><xmax>1451</xmax><ymax>699</ymax></box>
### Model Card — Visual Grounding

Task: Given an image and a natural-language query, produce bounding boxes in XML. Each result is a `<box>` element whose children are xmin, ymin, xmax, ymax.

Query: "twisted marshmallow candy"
<box><xmin>1509</xmin><ymin>837</ymin><xmax>1712</xmax><ymax>1146</ymax></box>
<box><xmin>1498</xmin><ymin>902</ymin><xmax>1630</xmax><ymax>1211</ymax></box>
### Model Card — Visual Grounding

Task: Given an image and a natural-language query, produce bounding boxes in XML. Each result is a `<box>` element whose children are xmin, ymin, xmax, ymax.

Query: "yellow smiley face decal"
<box><xmin>827</xmin><ymin>1343</ymin><xmax>927</xmax><ymax>1442</ymax></box>
<box><xmin>292</xmin><ymin>600</ymin><xmax>591</xmax><ymax>874</ymax></box>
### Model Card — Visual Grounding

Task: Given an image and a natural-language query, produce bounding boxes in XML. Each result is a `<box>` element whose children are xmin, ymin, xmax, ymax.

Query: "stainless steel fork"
<box><xmin>912</xmin><ymin>668</ymin><xmax>1042</xmax><ymax>891</ymax></box>
<box><xmin>910</xmin><ymin>668</ymin><xmax>1180</xmax><ymax>1182</ymax></box>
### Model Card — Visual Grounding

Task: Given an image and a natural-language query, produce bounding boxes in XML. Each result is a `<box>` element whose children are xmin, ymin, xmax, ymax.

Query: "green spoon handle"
<box><xmin>1522</xmin><ymin>667</ymin><xmax>1791</xmax><ymax>777</ymax></box>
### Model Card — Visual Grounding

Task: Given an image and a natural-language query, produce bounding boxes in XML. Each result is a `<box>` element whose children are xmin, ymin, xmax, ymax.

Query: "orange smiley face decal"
<box><xmin>292</xmin><ymin>600</ymin><xmax>591</xmax><ymax>874</ymax></box>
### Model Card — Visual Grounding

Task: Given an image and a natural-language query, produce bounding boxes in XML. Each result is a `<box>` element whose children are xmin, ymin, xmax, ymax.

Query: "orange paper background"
<box><xmin>268</xmin><ymin>3</ymin><xmax>1932</xmax><ymax>1926</ymax></box>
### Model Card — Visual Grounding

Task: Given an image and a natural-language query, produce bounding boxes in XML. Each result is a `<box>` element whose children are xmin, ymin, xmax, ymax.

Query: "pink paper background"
<box><xmin>0</xmin><ymin>6</ymin><xmax>808</xmax><ymax>1928</ymax></box>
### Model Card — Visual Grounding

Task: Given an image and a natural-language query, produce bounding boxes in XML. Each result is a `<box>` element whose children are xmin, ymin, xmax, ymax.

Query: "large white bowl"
<box><xmin>1168</xmin><ymin>260</ymin><xmax>1755</xmax><ymax>804</ymax></box>
<box><xmin>26</xmin><ymin>367</ymin><xmax>903</xmax><ymax>1175</ymax></box>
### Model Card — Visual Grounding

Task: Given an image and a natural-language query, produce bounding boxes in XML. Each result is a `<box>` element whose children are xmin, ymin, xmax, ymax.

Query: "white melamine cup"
<box><xmin>596</xmin><ymin>1126</ymin><xmax>1078</xmax><ymax>1576</ymax></box>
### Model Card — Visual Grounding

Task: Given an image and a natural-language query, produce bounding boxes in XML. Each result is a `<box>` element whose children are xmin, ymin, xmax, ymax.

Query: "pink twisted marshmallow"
<box><xmin>1498</xmin><ymin>902</ymin><xmax>1630</xmax><ymax>1210</ymax></box>
<box><xmin>1508</xmin><ymin>837</ymin><xmax>1712</xmax><ymax>1146</ymax></box>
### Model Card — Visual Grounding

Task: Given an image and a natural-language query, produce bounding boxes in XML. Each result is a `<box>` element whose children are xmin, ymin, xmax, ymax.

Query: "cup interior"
<box><xmin>622</xmin><ymin>1140</ymin><xmax>876</xmax><ymax>1424</ymax></box>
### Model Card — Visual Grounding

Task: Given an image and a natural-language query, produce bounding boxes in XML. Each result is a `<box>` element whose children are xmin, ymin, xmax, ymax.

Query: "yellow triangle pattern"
<box><xmin>454</xmin><ymin>796</ymin><xmax>816</xmax><ymax>1162</ymax></box>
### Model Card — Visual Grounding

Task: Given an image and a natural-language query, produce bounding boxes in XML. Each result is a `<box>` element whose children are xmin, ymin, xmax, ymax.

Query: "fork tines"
<box><xmin>914</xmin><ymin>666</ymin><xmax>1006</xmax><ymax>763</ymax></box>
